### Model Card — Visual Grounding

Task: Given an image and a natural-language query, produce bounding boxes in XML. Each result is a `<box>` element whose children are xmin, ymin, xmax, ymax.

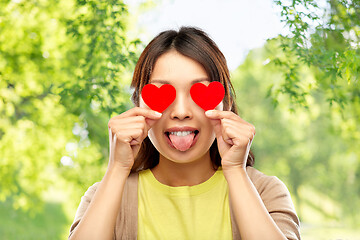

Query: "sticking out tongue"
<box><xmin>169</xmin><ymin>132</ymin><xmax>196</xmax><ymax>151</ymax></box>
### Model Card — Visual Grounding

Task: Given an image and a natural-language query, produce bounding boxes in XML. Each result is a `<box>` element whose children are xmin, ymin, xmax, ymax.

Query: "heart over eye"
<box><xmin>141</xmin><ymin>84</ymin><xmax>176</xmax><ymax>113</ymax></box>
<box><xmin>190</xmin><ymin>82</ymin><xmax>225</xmax><ymax>111</ymax></box>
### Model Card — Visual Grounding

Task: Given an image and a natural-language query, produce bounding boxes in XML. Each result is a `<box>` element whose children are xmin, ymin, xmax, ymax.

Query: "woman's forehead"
<box><xmin>150</xmin><ymin>51</ymin><xmax>208</xmax><ymax>79</ymax></box>
<box><xmin>150</xmin><ymin>78</ymin><xmax>210</xmax><ymax>85</ymax></box>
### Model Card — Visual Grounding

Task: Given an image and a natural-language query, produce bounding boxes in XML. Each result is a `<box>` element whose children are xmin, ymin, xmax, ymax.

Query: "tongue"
<box><xmin>169</xmin><ymin>133</ymin><xmax>195</xmax><ymax>151</ymax></box>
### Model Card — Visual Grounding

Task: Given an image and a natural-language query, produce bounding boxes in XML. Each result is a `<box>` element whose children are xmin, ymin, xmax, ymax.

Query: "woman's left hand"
<box><xmin>205</xmin><ymin>110</ymin><xmax>256</xmax><ymax>171</ymax></box>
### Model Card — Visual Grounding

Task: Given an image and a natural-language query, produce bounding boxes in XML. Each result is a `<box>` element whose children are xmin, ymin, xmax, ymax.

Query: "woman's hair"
<box><xmin>130</xmin><ymin>26</ymin><xmax>255</xmax><ymax>172</ymax></box>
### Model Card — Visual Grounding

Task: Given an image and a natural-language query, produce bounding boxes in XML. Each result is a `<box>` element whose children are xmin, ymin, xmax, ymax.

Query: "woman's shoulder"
<box><xmin>81</xmin><ymin>182</ymin><xmax>101</xmax><ymax>200</ymax></box>
<box><xmin>84</xmin><ymin>172</ymin><xmax>139</xmax><ymax>195</ymax></box>
<box><xmin>246</xmin><ymin>167</ymin><xmax>300</xmax><ymax>239</ymax></box>
<box><xmin>245</xmin><ymin>166</ymin><xmax>290</xmax><ymax>196</ymax></box>
<box><xmin>246</xmin><ymin>166</ymin><xmax>275</xmax><ymax>183</ymax></box>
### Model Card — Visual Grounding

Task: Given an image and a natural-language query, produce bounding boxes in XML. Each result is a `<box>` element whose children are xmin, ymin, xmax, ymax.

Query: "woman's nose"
<box><xmin>169</xmin><ymin>92</ymin><xmax>193</xmax><ymax>120</ymax></box>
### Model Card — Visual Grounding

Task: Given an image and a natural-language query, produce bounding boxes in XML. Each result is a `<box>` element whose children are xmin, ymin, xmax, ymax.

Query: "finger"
<box><xmin>115</xmin><ymin>107</ymin><xmax>162</xmax><ymax>120</ymax></box>
<box><xmin>209</xmin><ymin>117</ymin><xmax>254</xmax><ymax>145</ymax></box>
<box><xmin>109</xmin><ymin>127</ymin><xmax>112</xmax><ymax>143</ymax></box>
<box><xmin>115</xmin><ymin>128</ymin><xmax>145</xmax><ymax>145</ymax></box>
<box><xmin>208</xmin><ymin>118</ymin><xmax>222</xmax><ymax>139</ymax></box>
<box><xmin>111</xmin><ymin>116</ymin><xmax>147</xmax><ymax>127</ymax></box>
<box><xmin>145</xmin><ymin>118</ymin><xmax>158</xmax><ymax>129</ymax></box>
<box><xmin>112</xmin><ymin>122</ymin><xmax>148</xmax><ymax>144</ymax></box>
<box><xmin>110</xmin><ymin>111</ymin><xmax>161</xmax><ymax>133</ymax></box>
<box><xmin>222</xmin><ymin>123</ymin><xmax>255</xmax><ymax>147</ymax></box>
<box><xmin>221</xmin><ymin>118</ymin><xmax>256</xmax><ymax>137</ymax></box>
<box><xmin>205</xmin><ymin>110</ymin><xmax>243</xmax><ymax>122</ymax></box>
<box><xmin>220</xmin><ymin>120</ymin><xmax>235</xmax><ymax>145</ymax></box>
<box><xmin>109</xmin><ymin>128</ymin><xmax>115</xmax><ymax>160</ymax></box>
<box><xmin>110</xmin><ymin>116</ymin><xmax>155</xmax><ymax>133</ymax></box>
<box><xmin>205</xmin><ymin>110</ymin><xmax>255</xmax><ymax>131</ymax></box>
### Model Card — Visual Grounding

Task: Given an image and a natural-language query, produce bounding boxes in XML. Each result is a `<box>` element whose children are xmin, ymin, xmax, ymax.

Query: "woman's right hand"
<box><xmin>107</xmin><ymin>107</ymin><xmax>162</xmax><ymax>173</ymax></box>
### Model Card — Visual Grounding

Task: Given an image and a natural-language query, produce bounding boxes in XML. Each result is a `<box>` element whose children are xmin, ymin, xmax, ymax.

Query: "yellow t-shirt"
<box><xmin>138</xmin><ymin>168</ymin><xmax>233</xmax><ymax>240</ymax></box>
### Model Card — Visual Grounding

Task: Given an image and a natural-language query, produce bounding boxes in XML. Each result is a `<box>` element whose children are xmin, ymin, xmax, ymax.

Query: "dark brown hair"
<box><xmin>130</xmin><ymin>26</ymin><xmax>254</xmax><ymax>172</ymax></box>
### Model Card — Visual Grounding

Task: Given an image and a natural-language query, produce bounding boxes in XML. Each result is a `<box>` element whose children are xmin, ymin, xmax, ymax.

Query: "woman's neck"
<box><xmin>151</xmin><ymin>152</ymin><xmax>217</xmax><ymax>187</ymax></box>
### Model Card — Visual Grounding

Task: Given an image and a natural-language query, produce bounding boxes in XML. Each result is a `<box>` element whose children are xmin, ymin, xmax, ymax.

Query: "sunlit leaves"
<box><xmin>0</xmin><ymin>0</ymin><xmax>139</xmax><ymax>213</ymax></box>
<box><xmin>272</xmin><ymin>0</ymin><xmax>360</xmax><ymax>110</ymax></box>
<box><xmin>232</xmin><ymin>43</ymin><xmax>360</xmax><ymax>225</ymax></box>
<box><xmin>264</xmin><ymin>0</ymin><xmax>360</xmax><ymax>225</ymax></box>
<box><xmin>58</xmin><ymin>0</ymin><xmax>140</xmax><ymax>116</ymax></box>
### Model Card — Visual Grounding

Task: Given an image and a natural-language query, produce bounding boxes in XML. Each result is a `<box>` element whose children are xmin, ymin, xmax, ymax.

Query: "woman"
<box><xmin>68</xmin><ymin>26</ymin><xmax>301</xmax><ymax>240</ymax></box>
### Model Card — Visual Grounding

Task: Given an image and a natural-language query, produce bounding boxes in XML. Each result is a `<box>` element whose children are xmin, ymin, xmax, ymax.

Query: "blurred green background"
<box><xmin>0</xmin><ymin>0</ymin><xmax>359</xmax><ymax>239</ymax></box>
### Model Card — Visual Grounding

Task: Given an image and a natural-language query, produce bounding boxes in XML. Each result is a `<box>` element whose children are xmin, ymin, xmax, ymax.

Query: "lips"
<box><xmin>165</xmin><ymin>126</ymin><xmax>198</xmax><ymax>133</ymax></box>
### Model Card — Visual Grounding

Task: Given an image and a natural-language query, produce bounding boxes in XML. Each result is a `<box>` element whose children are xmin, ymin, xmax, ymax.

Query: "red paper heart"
<box><xmin>190</xmin><ymin>82</ymin><xmax>225</xmax><ymax>111</ymax></box>
<box><xmin>141</xmin><ymin>84</ymin><xmax>176</xmax><ymax>113</ymax></box>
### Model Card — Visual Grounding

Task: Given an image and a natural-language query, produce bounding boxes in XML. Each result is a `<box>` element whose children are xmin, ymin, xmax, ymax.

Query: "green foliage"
<box><xmin>0</xmin><ymin>198</ymin><xmax>69</xmax><ymax>240</ymax></box>
<box><xmin>232</xmin><ymin>39</ymin><xmax>360</xmax><ymax>226</ymax></box>
<box><xmin>266</xmin><ymin>1</ymin><xmax>360</xmax><ymax>225</ymax></box>
<box><xmin>272</xmin><ymin>0</ymin><xmax>360</xmax><ymax>109</ymax></box>
<box><xmin>57</xmin><ymin>0</ymin><xmax>140</xmax><ymax>116</ymax></box>
<box><xmin>0</xmin><ymin>0</ymin><xmax>139</xmax><ymax>214</ymax></box>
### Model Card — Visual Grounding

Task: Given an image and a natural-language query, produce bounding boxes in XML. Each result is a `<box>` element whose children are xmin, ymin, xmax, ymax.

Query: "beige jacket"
<box><xmin>69</xmin><ymin>167</ymin><xmax>301</xmax><ymax>239</ymax></box>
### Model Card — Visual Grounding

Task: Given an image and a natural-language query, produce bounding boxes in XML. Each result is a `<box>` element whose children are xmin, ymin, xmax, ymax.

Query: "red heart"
<box><xmin>141</xmin><ymin>84</ymin><xmax>176</xmax><ymax>113</ymax></box>
<box><xmin>190</xmin><ymin>82</ymin><xmax>225</xmax><ymax>111</ymax></box>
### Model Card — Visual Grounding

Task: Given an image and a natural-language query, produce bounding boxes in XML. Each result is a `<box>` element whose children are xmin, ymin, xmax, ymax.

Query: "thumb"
<box><xmin>209</xmin><ymin>118</ymin><xmax>222</xmax><ymax>140</ymax></box>
<box><xmin>145</xmin><ymin>118</ymin><xmax>157</xmax><ymax>129</ymax></box>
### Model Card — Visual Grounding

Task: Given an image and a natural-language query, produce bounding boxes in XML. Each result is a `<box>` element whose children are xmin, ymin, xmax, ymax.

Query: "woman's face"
<box><xmin>140</xmin><ymin>50</ymin><xmax>224</xmax><ymax>164</ymax></box>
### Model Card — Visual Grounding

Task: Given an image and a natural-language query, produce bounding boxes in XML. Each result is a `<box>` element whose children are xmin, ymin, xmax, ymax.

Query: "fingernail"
<box><xmin>154</xmin><ymin>111</ymin><xmax>162</xmax><ymax>117</ymax></box>
<box><xmin>205</xmin><ymin>110</ymin><xmax>215</xmax><ymax>116</ymax></box>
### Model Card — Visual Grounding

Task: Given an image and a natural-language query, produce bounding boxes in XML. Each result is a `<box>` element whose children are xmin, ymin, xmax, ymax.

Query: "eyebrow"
<box><xmin>151</xmin><ymin>78</ymin><xmax>210</xmax><ymax>85</ymax></box>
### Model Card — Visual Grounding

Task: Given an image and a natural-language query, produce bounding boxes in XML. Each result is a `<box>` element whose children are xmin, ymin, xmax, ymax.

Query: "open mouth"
<box><xmin>164</xmin><ymin>130</ymin><xmax>200</xmax><ymax>152</ymax></box>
